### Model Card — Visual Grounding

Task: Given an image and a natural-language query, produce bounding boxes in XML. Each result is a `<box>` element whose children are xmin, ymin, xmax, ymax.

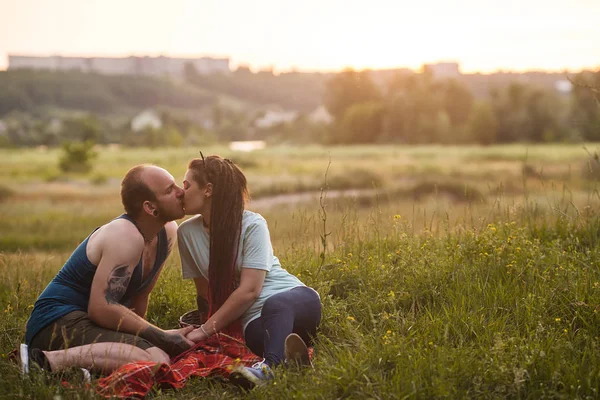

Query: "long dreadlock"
<box><xmin>187</xmin><ymin>155</ymin><xmax>249</xmax><ymax>327</ymax></box>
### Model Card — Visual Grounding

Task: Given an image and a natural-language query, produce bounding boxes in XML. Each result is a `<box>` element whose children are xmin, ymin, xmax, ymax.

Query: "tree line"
<box><xmin>0</xmin><ymin>67</ymin><xmax>598</xmax><ymax>147</ymax></box>
<box><xmin>323</xmin><ymin>69</ymin><xmax>600</xmax><ymax>145</ymax></box>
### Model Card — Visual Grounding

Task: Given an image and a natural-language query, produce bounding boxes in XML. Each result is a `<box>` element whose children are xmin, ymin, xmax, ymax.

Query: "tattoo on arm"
<box><xmin>105</xmin><ymin>265</ymin><xmax>132</xmax><ymax>305</ymax></box>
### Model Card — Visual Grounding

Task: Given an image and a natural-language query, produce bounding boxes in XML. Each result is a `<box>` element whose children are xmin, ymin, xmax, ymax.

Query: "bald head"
<box><xmin>121</xmin><ymin>164</ymin><xmax>158</xmax><ymax>218</ymax></box>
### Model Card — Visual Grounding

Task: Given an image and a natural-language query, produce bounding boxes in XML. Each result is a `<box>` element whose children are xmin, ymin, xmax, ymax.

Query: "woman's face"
<box><xmin>182</xmin><ymin>169</ymin><xmax>209</xmax><ymax>215</ymax></box>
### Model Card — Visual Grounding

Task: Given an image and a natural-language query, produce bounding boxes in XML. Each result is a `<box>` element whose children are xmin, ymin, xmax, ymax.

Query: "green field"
<box><xmin>1</xmin><ymin>144</ymin><xmax>600</xmax><ymax>398</ymax></box>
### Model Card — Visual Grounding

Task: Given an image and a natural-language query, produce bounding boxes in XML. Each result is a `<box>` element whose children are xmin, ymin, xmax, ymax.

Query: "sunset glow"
<box><xmin>1</xmin><ymin>0</ymin><xmax>598</xmax><ymax>73</ymax></box>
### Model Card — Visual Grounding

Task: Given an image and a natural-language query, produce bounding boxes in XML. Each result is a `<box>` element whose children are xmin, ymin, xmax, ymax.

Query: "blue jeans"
<box><xmin>244</xmin><ymin>286</ymin><xmax>322</xmax><ymax>367</ymax></box>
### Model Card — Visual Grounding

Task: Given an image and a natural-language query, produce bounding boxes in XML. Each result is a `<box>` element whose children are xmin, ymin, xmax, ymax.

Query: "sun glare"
<box><xmin>0</xmin><ymin>0</ymin><xmax>599</xmax><ymax>72</ymax></box>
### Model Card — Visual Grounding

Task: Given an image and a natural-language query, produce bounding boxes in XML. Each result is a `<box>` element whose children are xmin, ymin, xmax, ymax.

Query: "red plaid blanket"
<box><xmin>96</xmin><ymin>333</ymin><xmax>261</xmax><ymax>398</ymax></box>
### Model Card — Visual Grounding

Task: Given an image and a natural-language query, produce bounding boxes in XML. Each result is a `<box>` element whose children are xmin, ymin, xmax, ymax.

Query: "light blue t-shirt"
<box><xmin>177</xmin><ymin>210</ymin><xmax>305</xmax><ymax>331</ymax></box>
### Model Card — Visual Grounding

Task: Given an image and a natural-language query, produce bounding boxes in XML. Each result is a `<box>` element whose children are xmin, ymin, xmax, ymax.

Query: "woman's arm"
<box><xmin>187</xmin><ymin>267</ymin><xmax>266</xmax><ymax>342</ymax></box>
<box><xmin>186</xmin><ymin>216</ymin><xmax>273</xmax><ymax>342</ymax></box>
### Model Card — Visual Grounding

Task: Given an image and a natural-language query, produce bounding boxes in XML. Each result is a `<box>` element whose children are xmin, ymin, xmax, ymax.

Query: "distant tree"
<box><xmin>526</xmin><ymin>89</ymin><xmax>568</xmax><ymax>142</ymax></box>
<box><xmin>570</xmin><ymin>70</ymin><xmax>600</xmax><ymax>141</ymax></box>
<box><xmin>185</xmin><ymin>67</ymin><xmax>325</xmax><ymax>112</ymax></box>
<box><xmin>324</xmin><ymin>69</ymin><xmax>381</xmax><ymax>121</ymax></box>
<box><xmin>414</xmin><ymin>111</ymin><xmax>452</xmax><ymax>144</ymax></box>
<box><xmin>184</xmin><ymin>128</ymin><xmax>218</xmax><ymax>146</ymax></box>
<box><xmin>467</xmin><ymin>102</ymin><xmax>498</xmax><ymax>145</ymax></box>
<box><xmin>165</xmin><ymin>127</ymin><xmax>184</xmax><ymax>147</ymax></box>
<box><xmin>0</xmin><ymin>86</ymin><xmax>33</xmax><ymax>116</ymax></box>
<box><xmin>490</xmin><ymin>86</ymin><xmax>527</xmax><ymax>143</ymax></box>
<box><xmin>440</xmin><ymin>79</ymin><xmax>474</xmax><ymax>126</ymax></box>
<box><xmin>490</xmin><ymin>83</ymin><xmax>567</xmax><ymax>143</ymax></box>
<box><xmin>58</xmin><ymin>140</ymin><xmax>98</xmax><ymax>173</ymax></box>
<box><xmin>217</xmin><ymin>120</ymin><xmax>247</xmax><ymax>142</ymax></box>
<box><xmin>382</xmin><ymin>74</ymin><xmax>422</xmax><ymax>143</ymax></box>
<box><xmin>61</xmin><ymin>116</ymin><xmax>103</xmax><ymax>143</ymax></box>
<box><xmin>383</xmin><ymin>73</ymin><xmax>467</xmax><ymax>143</ymax></box>
<box><xmin>212</xmin><ymin>103</ymin><xmax>224</xmax><ymax>129</ymax></box>
<box><xmin>332</xmin><ymin>101</ymin><xmax>385</xmax><ymax>144</ymax></box>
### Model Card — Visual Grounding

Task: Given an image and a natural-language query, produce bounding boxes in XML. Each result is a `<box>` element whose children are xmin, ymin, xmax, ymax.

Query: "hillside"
<box><xmin>0</xmin><ymin>67</ymin><xmax>579</xmax><ymax>121</ymax></box>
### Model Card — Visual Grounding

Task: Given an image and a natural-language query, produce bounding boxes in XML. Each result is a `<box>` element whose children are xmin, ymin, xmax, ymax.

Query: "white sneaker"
<box><xmin>80</xmin><ymin>368</ymin><xmax>92</xmax><ymax>384</ymax></box>
<box><xmin>230</xmin><ymin>360</ymin><xmax>274</xmax><ymax>389</ymax></box>
<box><xmin>20</xmin><ymin>343</ymin><xmax>90</xmax><ymax>382</ymax></box>
<box><xmin>20</xmin><ymin>343</ymin><xmax>29</xmax><ymax>375</ymax></box>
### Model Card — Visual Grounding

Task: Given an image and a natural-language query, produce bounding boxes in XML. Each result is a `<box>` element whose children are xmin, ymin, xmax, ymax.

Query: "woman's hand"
<box><xmin>164</xmin><ymin>326</ymin><xmax>194</xmax><ymax>337</ymax></box>
<box><xmin>185</xmin><ymin>327</ymin><xmax>209</xmax><ymax>343</ymax></box>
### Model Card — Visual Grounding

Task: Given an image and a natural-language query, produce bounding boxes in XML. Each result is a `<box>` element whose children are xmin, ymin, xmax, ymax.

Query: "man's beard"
<box><xmin>157</xmin><ymin>202</ymin><xmax>185</xmax><ymax>222</ymax></box>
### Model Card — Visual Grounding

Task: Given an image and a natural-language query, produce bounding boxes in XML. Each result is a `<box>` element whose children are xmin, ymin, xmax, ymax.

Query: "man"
<box><xmin>22</xmin><ymin>164</ymin><xmax>194</xmax><ymax>374</ymax></box>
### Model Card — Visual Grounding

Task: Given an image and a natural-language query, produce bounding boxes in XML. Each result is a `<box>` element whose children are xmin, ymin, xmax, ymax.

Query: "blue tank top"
<box><xmin>25</xmin><ymin>214</ymin><xmax>169</xmax><ymax>344</ymax></box>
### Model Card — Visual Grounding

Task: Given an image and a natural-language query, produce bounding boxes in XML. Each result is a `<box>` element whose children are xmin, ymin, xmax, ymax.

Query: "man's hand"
<box><xmin>141</xmin><ymin>325</ymin><xmax>195</xmax><ymax>358</ymax></box>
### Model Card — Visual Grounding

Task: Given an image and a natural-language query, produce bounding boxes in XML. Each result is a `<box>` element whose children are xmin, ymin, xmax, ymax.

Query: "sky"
<box><xmin>1</xmin><ymin>0</ymin><xmax>599</xmax><ymax>73</ymax></box>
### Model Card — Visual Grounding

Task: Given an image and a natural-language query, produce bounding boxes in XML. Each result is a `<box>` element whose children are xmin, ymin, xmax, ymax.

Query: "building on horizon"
<box><xmin>7</xmin><ymin>54</ymin><xmax>230</xmax><ymax>77</ymax></box>
<box><xmin>423</xmin><ymin>62</ymin><xmax>461</xmax><ymax>79</ymax></box>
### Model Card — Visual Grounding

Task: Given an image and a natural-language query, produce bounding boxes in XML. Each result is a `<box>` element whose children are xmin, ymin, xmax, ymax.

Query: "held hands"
<box><xmin>141</xmin><ymin>325</ymin><xmax>195</xmax><ymax>358</ymax></box>
<box><xmin>165</xmin><ymin>326</ymin><xmax>195</xmax><ymax>344</ymax></box>
<box><xmin>163</xmin><ymin>326</ymin><xmax>195</xmax><ymax>356</ymax></box>
<box><xmin>164</xmin><ymin>326</ymin><xmax>195</xmax><ymax>337</ymax></box>
<box><xmin>185</xmin><ymin>324</ymin><xmax>213</xmax><ymax>343</ymax></box>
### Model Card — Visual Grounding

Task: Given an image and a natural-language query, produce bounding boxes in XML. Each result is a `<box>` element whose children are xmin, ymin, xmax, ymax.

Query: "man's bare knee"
<box><xmin>146</xmin><ymin>347</ymin><xmax>170</xmax><ymax>364</ymax></box>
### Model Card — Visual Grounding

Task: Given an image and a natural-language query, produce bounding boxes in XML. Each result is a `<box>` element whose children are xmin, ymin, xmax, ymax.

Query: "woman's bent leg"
<box><xmin>244</xmin><ymin>286</ymin><xmax>321</xmax><ymax>367</ymax></box>
<box><xmin>290</xmin><ymin>287</ymin><xmax>322</xmax><ymax>347</ymax></box>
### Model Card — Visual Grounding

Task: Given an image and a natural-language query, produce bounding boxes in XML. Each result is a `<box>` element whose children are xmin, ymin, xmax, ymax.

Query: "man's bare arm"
<box><xmin>105</xmin><ymin>265</ymin><xmax>132</xmax><ymax>304</ymax></box>
<box><xmin>88</xmin><ymin>224</ymin><xmax>192</xmax><ymax>356</ymax></box>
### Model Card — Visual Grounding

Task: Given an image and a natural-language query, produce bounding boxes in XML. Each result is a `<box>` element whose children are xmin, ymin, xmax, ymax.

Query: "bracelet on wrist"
<box><xmin>200</xmin><ymin>324</ymin><xmax>211</xmax><ymax>338</ymax></box>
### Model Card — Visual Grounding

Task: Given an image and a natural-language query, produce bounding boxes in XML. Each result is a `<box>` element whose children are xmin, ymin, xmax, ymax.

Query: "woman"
<box><xmin>177</xmin><ymin>154</ymin><xmax>322</xmax><ymax>387</ymax></box>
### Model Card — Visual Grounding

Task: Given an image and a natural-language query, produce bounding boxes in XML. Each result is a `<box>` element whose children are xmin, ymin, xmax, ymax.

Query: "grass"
<box><xmin>1</xmin><ymin>144</ymin><xmax>600</xmax><ymax>398</ymax></box>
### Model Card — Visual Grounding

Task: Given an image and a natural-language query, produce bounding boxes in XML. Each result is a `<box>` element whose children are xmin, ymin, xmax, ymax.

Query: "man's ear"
<box><xmin>142</xmin><ymin>200</ymin><xmax>157</xmax><ymax>216</ymax></box>
<box><xmin>204</xmin><ymin>183</ymin><xmax>213</xmax><ymax>198</ymax></box>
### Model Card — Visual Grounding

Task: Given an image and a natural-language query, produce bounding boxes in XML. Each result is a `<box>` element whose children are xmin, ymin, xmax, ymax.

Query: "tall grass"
<box><xmin>2</xmin><ymin>202</ymin><xmax>600</xmax><ymax>398</ymax></box>
<box><xmin>1</xmin><ymin>145</ymin><xmax>600</xmax><ymax>398</ymax></box>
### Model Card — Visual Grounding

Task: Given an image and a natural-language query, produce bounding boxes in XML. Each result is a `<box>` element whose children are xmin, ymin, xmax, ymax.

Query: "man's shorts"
<box><xmin>30</xmin><ymin>311</ymin><xmax>154</xmax><ymax>351</ymax></box>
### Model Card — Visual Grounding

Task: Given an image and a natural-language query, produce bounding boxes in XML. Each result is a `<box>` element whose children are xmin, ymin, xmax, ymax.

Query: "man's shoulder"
<box><xmin>103</xmin><ymin>217</ymin><xmax>140</xmax><ymax>233</ymax></box>
<box><xmin>87</xmin><ymin>218</ymin><xmax>144</xmax><ymax>264</ymax></box>
<box><xmin>99</xmin><ymin>218</ymin><xmax>144</xmax><ymax>247</ymax></box>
